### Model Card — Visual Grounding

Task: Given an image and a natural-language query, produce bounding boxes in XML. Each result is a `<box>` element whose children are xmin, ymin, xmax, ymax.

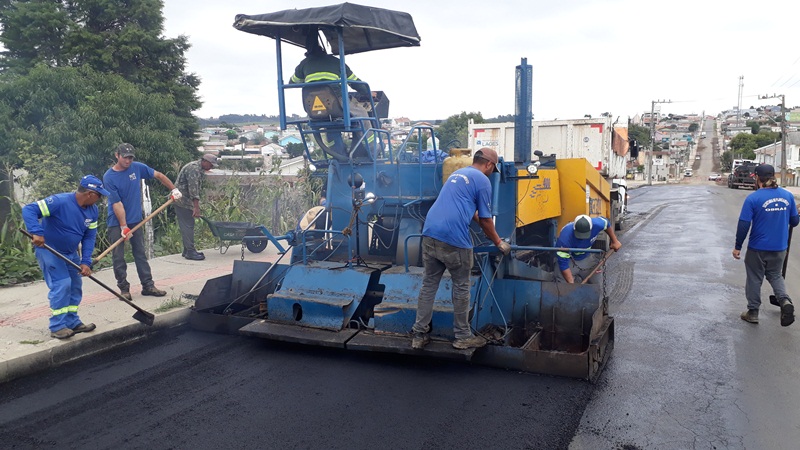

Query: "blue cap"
<box><xmin>80</xmin><ymin>175</ymin><xmax>110</xmax><ymax>196</ymax></box>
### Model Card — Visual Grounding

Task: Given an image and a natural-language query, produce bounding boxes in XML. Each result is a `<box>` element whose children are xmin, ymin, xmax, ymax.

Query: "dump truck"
<box><xmin>468</xmin><ymin>118</ymin><xmax>630</xmax><ymax>229</ymax></box>
<box><xmin>191</xmin><ymin>3</ymin><xmax>617</xmax><ymax>381</ymax></box>
<box><xmin>728</xmin><ymin>161</ymin><xmax>758</xmax><ymax>189</ymax></box>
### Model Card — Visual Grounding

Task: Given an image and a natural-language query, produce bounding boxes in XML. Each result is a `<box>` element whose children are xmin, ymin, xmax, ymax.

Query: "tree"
<box><xmin>746</xmin><ymin>120</ymin><xmax>760</xmax><ymax>135</ymax></box>
<box><xmin>0</xmin><ymin>0</ymin><xmax>201</xmax><ymax>154</ymax></box>
<box><xmin>436</xmin><ymin>112</ymin><xmax>484</xmax><ymax>149</ymax></box>
<box><xmin>628</xmin><ymin>123</ymin><xmax>651</xmax><ymax>148</ymax></box>
<box><xmin>688</xmin><ymin>123</ymin><xmax>699</xmax><ymax>132</ymax></box>
<box><xmin>226</xmin><ymin>130</ymin><xmax>238</xmax><ymax>140</ymax></box>
<box><xmin>721</xmin><ymin>151</ymin><xmax>732</xmax><ymax>171</ymax></box>
<box><xmin>286</xmin><ymin>142</ymin><xmax>305</xmax><ymax>158</ymax></box>
<box><xmin>0</xmin><ymin>65</ymin><xmax>191</xmax><ymax>182</ymax></box>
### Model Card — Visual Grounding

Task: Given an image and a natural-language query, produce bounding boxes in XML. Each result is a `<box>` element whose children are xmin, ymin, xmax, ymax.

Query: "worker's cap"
<box><xmin>475</xmin><ymin>147</ymin><xmax>500</xmax><ymax>172</ymax></box>
<box><xmin>755</xmin><ymin>164</ymin><xmax>774</xmax><ymax>178</ymax></box>
<box><xmin>80</xmin><ymin>175</ymin><xmax>110</xmax><ymax>196</ymax></box>
<box><xmin>116</xmin><ymin>143</ymin><xmax>136</xmax><ymax>157</ymax></box>
<box><xmin>574</xmin><ymin>214</ymin><xmax>592</xmax><ymax>239</ymax></box>
<box><xmin>202</xmin><ymin>153</ymin><xmax>219</xmax><ymax>168</ymax></box>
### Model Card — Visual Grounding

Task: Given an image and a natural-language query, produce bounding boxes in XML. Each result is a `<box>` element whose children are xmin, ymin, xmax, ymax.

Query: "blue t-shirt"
<box><xmin>555</xmin><ymin>217</ymin><xmax>609</xmax><ymax>271</ymax></box>
<box><xmin>22</xmin><ymin>192</ymin><xmax>99</xmax><ymax>265</ymax></box>
<box><xmin>103</xmin><ymin>162</ymin><xmax>155</xmax><ymax>226</ymax></box>
<box><xmin>739</xmin><ymin>187</ymin><xmax>798</xmax><ymax>251</ymax></box>
<box><xmin>423</xmin><ymin>166</ymin><xmax>492</xmax><ymax>249</ymax></box>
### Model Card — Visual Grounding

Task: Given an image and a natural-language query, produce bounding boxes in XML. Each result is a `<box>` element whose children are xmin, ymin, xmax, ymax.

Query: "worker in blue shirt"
<box><xmin>103</xmin><ymin>143</ymin><xmax>182</xmax><ymax>301</ymax></box>
<box><xmin>22</xmin><ymin>175</ymin><xmax>109</xmax><ymax>339</ymax></box>
<box><xmin>410</xmin><ymin>148</ymin><xmax>511</xmax><ymax>351</ymax></box>
<box><xmin>733</xmin><ymin>164</ymin><xmax>799</xmax><ymax>326</ymax></box>
<box><xmin>556</xmin><ymin>214</ymin><xmax>622</xmax><ymax>284</ymax></box>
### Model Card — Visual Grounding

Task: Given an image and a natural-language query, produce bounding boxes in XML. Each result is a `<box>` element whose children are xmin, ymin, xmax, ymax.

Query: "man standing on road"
<box><xmin>555</xmin><ymin>215</ymin><xmax>622</xmax><ymax>284</ymax></box>
<box><xmin>103</xmin><ymin>143</ymin><xmax>182</xmax><ymax>300</ymax></box>
<box><xmin>733</xmin><ymin>164</ymin><xmax>799</xmax><ymax>326</ymax></box>
<box><xmin>410</xmin><ymin>148</ymin><xmax>511</xmax><ymax>351</ymax></box>
<box><xmin>174</xmin><ymin>154</ymin><xmax>218</xmax><ymax>261</ymax></box>
<box><xmin>22</xmin><ymin>175</ymin><xmax>109</xmax><ymax>339</ymax></box>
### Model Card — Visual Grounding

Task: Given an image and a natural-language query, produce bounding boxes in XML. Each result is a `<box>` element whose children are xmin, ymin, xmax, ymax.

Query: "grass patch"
<box><xmin>20</xmin><ymin>340</ymin><xmax>44</xmax><ymax>345</ymax></box>
<box><xmin>154</xmin><ymin>295</ymin><xmax>187</xmax><ymax>313</ymax></box>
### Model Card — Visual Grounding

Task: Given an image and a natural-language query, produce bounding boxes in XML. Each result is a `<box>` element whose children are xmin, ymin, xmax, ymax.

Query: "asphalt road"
<box><xmin>0</xmin><ymin>328</ymin><xmax>592</xmax><ymax>449</ymax></box>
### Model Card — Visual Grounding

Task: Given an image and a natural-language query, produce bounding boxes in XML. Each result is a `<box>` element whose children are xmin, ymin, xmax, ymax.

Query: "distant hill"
<box><xmin>198</xmin><ymin>114</ymin><xmax>281</xmax><ymax>127</ymax></box>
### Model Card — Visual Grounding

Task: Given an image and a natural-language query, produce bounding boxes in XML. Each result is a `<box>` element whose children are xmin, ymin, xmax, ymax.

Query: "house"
<box><xmin>261</xmin><ymin>143</ymin><xmax>285</xmax><ymax>156</ymax></box>
<box><xmin>392</xmin><ymin>117</ymin><xmax>411</xmax><ymax>128</ymax></box>
<box><xmin>279</xmin><ymin>135</ymin><xmax>302</xmax><ymax>147</ymax></box>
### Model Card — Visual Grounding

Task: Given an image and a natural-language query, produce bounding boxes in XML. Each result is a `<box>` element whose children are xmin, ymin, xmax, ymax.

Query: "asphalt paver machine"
<box><xmin>192</xmin><ymin>3</ymin><xmax>615</xmax><ymax>381</ymax></box>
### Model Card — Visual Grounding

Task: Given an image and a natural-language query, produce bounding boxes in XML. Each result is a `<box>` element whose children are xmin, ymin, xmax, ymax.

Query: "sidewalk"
<box><xmin>0</xmin><ymin>244</ymin><xmax>281</xmax><ymax>383</ymax></box>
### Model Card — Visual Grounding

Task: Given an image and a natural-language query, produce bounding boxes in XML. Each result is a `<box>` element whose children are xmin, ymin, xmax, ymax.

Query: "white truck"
<box><xmin>467</xmin><ymin>117</ymin><xmax>630</xmax><ymax>229</ymax></box>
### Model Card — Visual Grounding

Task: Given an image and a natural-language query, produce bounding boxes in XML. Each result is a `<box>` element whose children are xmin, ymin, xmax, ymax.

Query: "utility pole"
<box><xmin>759</xmin><ymin>93</ymin><xmax>787</xmax><ymax>184</ymax></box>
<box><xmin>647</xmin><ymin>99</ymin><xmax>672</xmax><ymax>186</ymax></box>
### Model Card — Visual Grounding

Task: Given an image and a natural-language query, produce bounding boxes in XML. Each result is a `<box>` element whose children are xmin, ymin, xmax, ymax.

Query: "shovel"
<box><xmin>93</xmin><ymin>198</ymin><xmax>173</xmax><ymax>263</ymax></box>
<box><xmin>769</xmin><ymin>226</ymin><xmax>794</xmax><ymax>307</ymax></box>
<box><xmin>581</xmin><ymin>249</ymin><xmax>616</xmax><ymax>285</ymax></box>
<box><xmin>21</xmin><ymin>229</ymin><xmax>155</xmax><ymax>326</ymax></box>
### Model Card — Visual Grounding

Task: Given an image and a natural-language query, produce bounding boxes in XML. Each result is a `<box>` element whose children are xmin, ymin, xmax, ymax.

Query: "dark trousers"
<box><xmin>175</xmin><ymin>205</ymin><xmax>197</xmax><ymax>254</ymax></box>
<box><xmin>411</xmin><ymin>237</ymin><xmax>474</xmax><ymax>340</ymax></box>
<box><xmin>108</xmin><ymin>223</ymin><xmax>154</xmax><ymax>291</ymax></box>
<box><xmin>744</xmin><ymin>249</ymin><xmax>789</xmax><ymax>310</ymax></box>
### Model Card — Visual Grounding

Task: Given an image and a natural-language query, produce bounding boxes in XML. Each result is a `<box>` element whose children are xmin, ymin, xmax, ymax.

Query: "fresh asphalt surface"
<box><xmin>0</xmin><ymin>329</ymin><xmax>591</xmax><ymax>449</ymax></box>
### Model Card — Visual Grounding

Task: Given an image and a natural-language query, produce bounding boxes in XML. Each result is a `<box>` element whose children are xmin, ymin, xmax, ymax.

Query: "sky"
<box><xmin>162</xmin><ymin>0</ymin><xmax>800</xmax><ymax>122</ymax></box>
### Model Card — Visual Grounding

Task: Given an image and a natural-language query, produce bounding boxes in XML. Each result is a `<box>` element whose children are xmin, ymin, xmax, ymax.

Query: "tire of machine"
<box><xmin>245</xmin><ymin>239</ymin><xmax>268</xmax><ymax>253</ymax></box>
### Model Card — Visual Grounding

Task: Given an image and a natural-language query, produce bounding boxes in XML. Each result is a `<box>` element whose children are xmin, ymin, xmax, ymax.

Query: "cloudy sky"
<box><xmin>162</xmin><ymin>0</ymin><xmax>800</xmax><ymax>122</ymax></box>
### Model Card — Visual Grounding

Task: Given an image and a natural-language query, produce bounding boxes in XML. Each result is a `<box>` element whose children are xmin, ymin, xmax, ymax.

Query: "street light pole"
<box><xmin>780</xmin><ymin>95</ymin><xmax>787</xmax><ymax>185</ymax></box>
<box><xmin>647</xmin><ymin>99</ymin><xmax>671</xmax><ymax>186</ymax></box>
<box><xmin>759</xmin><ymin>93</ymin><xmax>787</xmax><ymax>184</ymax></box>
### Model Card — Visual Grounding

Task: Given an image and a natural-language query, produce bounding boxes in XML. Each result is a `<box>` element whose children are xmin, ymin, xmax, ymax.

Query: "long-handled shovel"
<box><xmin>581</xmin><ymin>249</ymin><xmax>616</xmax><ymax>285</ymax></box>
<box><xmin>21</xmin><ymin>230</ymin><xmax>155</xmax><ymax>326</ymax></box>
<box><xmin>93</xmin><ymin>198</ymin><xmax>174</xmax><ymax>264</ymax></box>
<box><xmin>769</xmin><ymin>226</ymin><xmax>794</xmax><ymax>308</ymax></box>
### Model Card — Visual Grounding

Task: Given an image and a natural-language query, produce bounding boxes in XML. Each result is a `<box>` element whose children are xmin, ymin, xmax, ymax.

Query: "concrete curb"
<box><xmin>0</xmin><ymin>306</ymin><xmax>191</xmax><ymax>384</ymax></box>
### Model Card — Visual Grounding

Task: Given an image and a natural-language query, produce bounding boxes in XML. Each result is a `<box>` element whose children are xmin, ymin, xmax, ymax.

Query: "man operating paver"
<box><xmin>410</xmin><ymin>148</ymin><xmax>511</xmax><ymax>351</ymax></box>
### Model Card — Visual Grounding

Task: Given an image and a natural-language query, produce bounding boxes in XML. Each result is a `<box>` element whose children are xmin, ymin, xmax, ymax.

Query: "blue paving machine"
<box><xmin>191</xmin><ymin>3</ymin><xmax>614</xmax><ymax>381</ymax></box>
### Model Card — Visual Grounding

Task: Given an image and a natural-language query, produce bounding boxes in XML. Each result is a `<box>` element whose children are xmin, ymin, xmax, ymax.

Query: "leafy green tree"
<box><xmin>286</xmin><ymin>142</ymin><xmax>305</xmax><ymax>158</ymax></box>
<box><xmin>0</xmin><ymin>0</ymin><xmax>201</xmax><ymax>153</ymax></box>
<box><xmin>0</xmin><ymin>65</ymin><xmax>191</xmax><ymax>182</ymax></box>
<box><xmin>628</xmin><ymin>123</ymin><xmax>651</xmax><ymax>148</ymax></box>
<box><xmin>688</xmin><ymin>123</ymin><xmax>699</xmax><ymax>132</ymax></box>
<box><xmin>721</xmin><ymin>151</ymin><xmax>732</xmax><ymax>171</ymax></box>
<box><xmin>437</xmin><ymin>112</ymin><xmax>484</xmax><ymax>149</ymax></box>
<box><xmin>226</xmin><ymin>130</ymin><xmax>238</xmax><ymax>140</ymax></box>
<box><xmin>746</xmin><ymin>120</ymin><xmax>760</xmax><ymax>134</ymax></box>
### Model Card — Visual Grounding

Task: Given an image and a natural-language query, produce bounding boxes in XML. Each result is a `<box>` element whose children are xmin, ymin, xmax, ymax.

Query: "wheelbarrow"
<box><xmin>200</xmin><ymin>217</ymin><xmax>269</xmax><ymax>254</ymax></box>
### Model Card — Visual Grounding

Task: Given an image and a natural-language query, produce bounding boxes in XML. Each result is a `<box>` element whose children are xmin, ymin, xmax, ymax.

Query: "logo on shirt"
<box><xmin>84</xmin><ymin>218</ymin><xmax>93</xmax><ymax>227</ymax></box>
<box><xmin>129</xmin><ymin>173</ymin><xmax>137</xmax><ymax>181</ymax></box>
<box><xmin>762</xmin><ymin>197</ymin><xmax>790</xmax><ymax>212</ymax></box>
<box><xmin>46</xmin><ymin>197</ymin><xmax>54</xmax><ymax>204</ymax></box>
<box><xmin>449</xmin><ymin>174</ymin><xmax>470</xmax><ymax>184</ymax></box>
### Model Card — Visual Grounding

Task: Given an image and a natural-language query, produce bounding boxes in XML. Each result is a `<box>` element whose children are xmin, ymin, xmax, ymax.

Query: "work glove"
<box><xmin>170</xmin><ymin>188</ymin><xmax>183</xmax><ymax>201</ymax></box>
<box><xmin>497</xmin><ymin>241</ymin><xmax>511</xmax><ymax>256</ymax></box>
<box><xmin>121</xmin><ymin>226</ymin><xmax>132</xmax><ymax>240</ymax></box>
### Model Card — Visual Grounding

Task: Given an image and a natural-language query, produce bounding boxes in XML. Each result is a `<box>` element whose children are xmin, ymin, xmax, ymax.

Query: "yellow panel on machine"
<box><xmin>517</xmin><ymin>158</ymin><xmax>612</xmax><ymax>230</ymax></box>
<box><xmin>516</xmin><ymin>167</ymin><xmax>561</xmax><ymax>227</ymax></box>
<box><xmin>555</xmin><ymin>158</ymin><xmax>612</xmax><ymax>231</ymax></box>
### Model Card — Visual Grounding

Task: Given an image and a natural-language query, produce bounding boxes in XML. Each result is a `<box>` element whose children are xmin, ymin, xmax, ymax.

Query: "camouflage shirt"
<box><xmin>175</xmin><ymin>160</ymin><xmax>204</xmax><ymax>209</ymax></box>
